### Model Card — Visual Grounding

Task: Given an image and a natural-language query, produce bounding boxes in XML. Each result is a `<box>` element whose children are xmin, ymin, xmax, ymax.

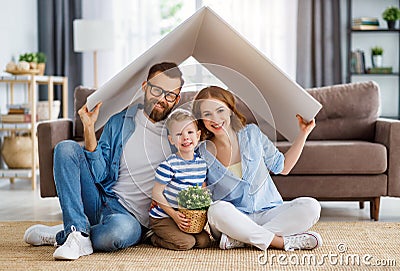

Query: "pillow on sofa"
<box><xmin>307</xmin><ymin>81</ymin><xmax>380</xmax><ymax>141</ymax></box>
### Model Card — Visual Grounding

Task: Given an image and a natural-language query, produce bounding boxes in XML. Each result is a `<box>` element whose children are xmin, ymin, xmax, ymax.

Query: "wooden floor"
<box><xmin>1</xmin><ymin>178</ymin><xmax>399</xmax><ymax>222</ymax></box>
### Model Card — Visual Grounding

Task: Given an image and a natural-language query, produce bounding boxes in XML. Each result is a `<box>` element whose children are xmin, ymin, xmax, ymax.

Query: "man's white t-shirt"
<box><xmin>112</xmin><ymin>109</ymin><xmax>172</xmax><ymax>227</ymax></box>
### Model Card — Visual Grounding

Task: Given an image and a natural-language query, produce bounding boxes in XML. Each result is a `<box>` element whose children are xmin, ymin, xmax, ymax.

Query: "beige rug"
<box><xmin>0</xmin><ymin>221</ymin><xmax>398</xmax><ymax>270</ymax></box>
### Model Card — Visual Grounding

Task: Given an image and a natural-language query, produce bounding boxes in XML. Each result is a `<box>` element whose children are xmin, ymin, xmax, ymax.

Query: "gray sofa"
<box><xmin>273</xmin><ymin>81</ymin><xmax>400</xmax><ymax>221</ymax></box>
<box><xmin>37</xmin><ymin>81</ymin><xmax>400</xmax><ymax>220</ymax></box>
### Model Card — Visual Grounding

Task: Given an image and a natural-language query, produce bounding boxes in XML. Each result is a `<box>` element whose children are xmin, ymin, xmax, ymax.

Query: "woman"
<box><xmin>192</xmin><ymin>86</ymin><xmax>322</xmax><ymax>251</ymax></box>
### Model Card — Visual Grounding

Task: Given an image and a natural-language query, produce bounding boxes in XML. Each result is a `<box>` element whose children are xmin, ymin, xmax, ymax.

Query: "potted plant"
<box><xmin>36</xmin><ymin>52</ymin><xmax>47</xmax><ymax>75</ymax></box>
<box><xmin>371</xmin><ymin>46</ymin><xmax>383</xmax><ymax>67</ymax></box>
<box><xmin>382</xmin><ymin>6</ymin><xmax>400</xmax><ymax>29</ymax></box>
<box><xmin>19</xmin><ymin>53</ymin><xmax>38</xmax><ymax>69</ymax></box>
<box><xmin>177</xmin><ymin>185</ymin><xmax>212</xmax><ymax>233</ymax></box>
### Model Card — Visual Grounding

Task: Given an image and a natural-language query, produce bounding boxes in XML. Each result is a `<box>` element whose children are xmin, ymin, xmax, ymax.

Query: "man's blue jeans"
<box><xmin>53</xmin><ymin>140</ymin><xmax>143</xmax><ymax>251</ymax></box>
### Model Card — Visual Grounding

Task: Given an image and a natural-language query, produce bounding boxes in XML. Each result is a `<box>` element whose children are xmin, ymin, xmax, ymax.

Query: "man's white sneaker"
<box><xmin>53</xmin><ymin>226</ymin><xmax>93</xmax><ymax>260</ymax></box>
<box><xmin>283</xmin><ymin>231</ymin><xmax>322</xmax><ymax>251</ymax></box>
<box><xmin>219</xmin><ymin>233</ymin><xmax>245</xmax><ymax>250</ymax></box>
<box><xmin>23</xmin><ymin>224</ymin><xmax>64</xmax><ymax>246</ymax></box>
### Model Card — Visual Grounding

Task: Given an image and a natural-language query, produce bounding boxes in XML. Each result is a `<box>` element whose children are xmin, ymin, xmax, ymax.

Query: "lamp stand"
<box><xmin>93</xmin><ymin>50</ymin><xmax>98</xmax><ymax>88</ymax></box>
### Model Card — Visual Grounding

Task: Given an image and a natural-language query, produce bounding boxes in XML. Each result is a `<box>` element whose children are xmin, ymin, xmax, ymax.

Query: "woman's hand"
<box><xmin>171</xmin><ymin>211</ymin><xmax>191</xmax><ymax>231</ymax></box>
<box><xmin>296</xmin><ymin>114</ymin><xmax>316</xmax><ymax>136</ymax></box>
<box><xmin>281</xmin><ymin>114</ymin><xmax>316</xmax><ymax>175</ymax></box>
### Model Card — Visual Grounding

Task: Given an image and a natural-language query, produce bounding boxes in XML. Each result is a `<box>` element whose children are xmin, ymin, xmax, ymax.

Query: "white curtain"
<box><xmin>81</xmin><ymin>0</ymin><xmax>298</xmax><ymax>87</ymax></box>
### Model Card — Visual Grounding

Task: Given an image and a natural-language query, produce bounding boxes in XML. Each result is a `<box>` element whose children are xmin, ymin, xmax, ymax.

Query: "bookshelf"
<box><xmin>346</xmin><ymin>0</ymin><xmax>400</xmax><ymax>118</ymax></box>
<box><xmin>0</xmin><ymin>74</ymin><xmax>68</xmax><ymax>189</ymax></box>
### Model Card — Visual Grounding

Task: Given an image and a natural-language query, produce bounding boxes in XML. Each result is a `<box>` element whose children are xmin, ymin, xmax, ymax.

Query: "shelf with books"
<box><xmin>0</xmin><ymin>74</ymin><xmax>68</xmax><ymax>189</ymax></box>
<box><xmin>346</xmin><ymin>0</ymin><xmax>400</xmax><ymax>118</ymax></box>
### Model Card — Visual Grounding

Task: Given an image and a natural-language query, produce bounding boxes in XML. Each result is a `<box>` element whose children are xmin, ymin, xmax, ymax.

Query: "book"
<box><xmin>8</xmin><ymin>108</ymin><xmax>29</xmax><ymax>114</ymax></box>
<box><xmin>351</xmin><ymin>50</ymin><xmax>366</xmax><ymax>74</ymax></box>
<box><xmin>367</xmin><ymin>67</ymin><xmax>393</xmax><ymax>74</ymax></box>
<box><xmin>352</xmin><ymin>17</ymin><xmax>379</xmax><ymax>22</ymax></box>
<box><xmin>352</xmin><ymin>25</ymin><xmax>379</xmax><ymax>30</ymax></box>
<box><xmin>352</xmin><ymin>17</ymin><xmax>379</xmax><ymax>30</ymax></box>
<box><xmin>6</xmin><ymin>103</ymin><xmax>30</xmax><ymax>110</ymax></box>
<box><xmin>1</xmin><ymin>114</ymin><xmax>35</xmax><ymax>123</ymax></box>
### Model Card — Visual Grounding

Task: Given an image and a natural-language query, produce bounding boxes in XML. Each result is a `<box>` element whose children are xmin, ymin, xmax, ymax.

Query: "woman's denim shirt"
<box><xmin>198</xmin><ymin>124</ymin><xmax>284</xmax><ymax>214</ymax></box>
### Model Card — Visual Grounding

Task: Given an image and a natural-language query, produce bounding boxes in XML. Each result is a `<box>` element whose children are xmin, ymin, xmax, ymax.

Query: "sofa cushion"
<box><xmin>276</xmin><ymin>140</ymin><xmax>387</xmax><ymax>174</ymax></box>
<box><xmin>273</xmin><ymin>175</ymin><xmax>387</xmax><ymax>198</ymax></box>
<box><xmin>306</xmin><ymin>81</ymin><xmax>380</xmax><ymax>141</ymax></box>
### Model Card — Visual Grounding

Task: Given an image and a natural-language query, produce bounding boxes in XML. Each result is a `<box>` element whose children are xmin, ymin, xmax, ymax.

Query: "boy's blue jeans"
<box><xmin>53</xmin><ymin>140</ymin><xmax>143</xmax><ymax>251</ymax></box>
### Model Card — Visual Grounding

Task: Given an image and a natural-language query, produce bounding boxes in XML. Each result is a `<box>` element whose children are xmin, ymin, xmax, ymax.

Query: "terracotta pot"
<box><xmin>1</xmin><ymin>134</ymin><xmax>37</xmax><ymax>169</ymax></box>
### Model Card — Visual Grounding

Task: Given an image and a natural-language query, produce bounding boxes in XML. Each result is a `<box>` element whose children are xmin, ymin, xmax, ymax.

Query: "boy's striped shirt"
<box><xmin>149</xmin><ymin>153</ymin><xmax>207</xmax><ymax>219</ymax></box>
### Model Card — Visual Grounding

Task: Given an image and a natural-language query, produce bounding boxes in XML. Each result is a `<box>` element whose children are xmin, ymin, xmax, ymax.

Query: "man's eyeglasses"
<box><xmin>147</xmin><ymin>81</ymin><xmax>179</xmax><ymax>103</ymax></box>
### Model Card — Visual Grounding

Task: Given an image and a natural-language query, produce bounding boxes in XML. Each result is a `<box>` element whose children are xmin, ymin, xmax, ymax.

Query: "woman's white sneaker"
<box><xmin>53</xmin><ymin>226</ymin><xmax>93</xmax><ymax>260</ymax></box>
<box><xmin>23</xmin><ymin>224</ymin><xmax>63</xmax><ymax>246</ymax></box>
<box><xmin>219</xmin><ymin>233</ymin><xmax>245</xmax><ymax>249</ymax></box>
<box><xmin>283</xmin><ymin>231</ymin><xmax>322</xmax><ymax>251</ymax></box>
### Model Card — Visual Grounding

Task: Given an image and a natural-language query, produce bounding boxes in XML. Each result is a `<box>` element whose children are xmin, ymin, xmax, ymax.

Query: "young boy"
<box><xmin>149</xmin><ymin>109</ymin><xmax>211</xmax><ymax>250</ymax></box>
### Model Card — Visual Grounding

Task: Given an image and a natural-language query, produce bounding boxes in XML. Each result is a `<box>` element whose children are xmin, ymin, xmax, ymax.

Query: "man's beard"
<box><xmin>143</xmin><ymin>92</ymin><xmax>175</xmax><ymax>122</ymax></box>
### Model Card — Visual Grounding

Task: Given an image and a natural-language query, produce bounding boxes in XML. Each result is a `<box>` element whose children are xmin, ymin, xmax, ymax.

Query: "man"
<box><xmin>24</xmin><ymin>62</ymin><xmax>184</xmax><ymax>260</ymax></box>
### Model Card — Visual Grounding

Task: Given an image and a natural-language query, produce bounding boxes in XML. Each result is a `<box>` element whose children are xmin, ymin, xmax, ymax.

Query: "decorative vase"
<box><xmin>386</xmin><ymin>20</ymin><xmax>396</xmax><ymax>30</ymax></box>
<box><xmin>37</xmin><ymin>63</ymin><xmax>46</xmax><ymax>75</ymax></box>
<box><xmin>29</xmin><ymin>62</ymin><xmax>37</xmax><ymax>70</ymax></box>
<box><xmin>37</xmin><ymin>100</ymin><xmax>61</xmax><ymax>120</ymax></box>
<box><xmin>372</xmin><ymin>55</ymin><xmax>383</xmax><ymax>68</ymax></box>
<box><xmin>1</xmin><ymin>134</ymin><xmax>37</xmax><ymax>169</ymax></box>
<box><xmin>178</xmin><ymin>208</ymin><xmax>207</xmax><ymax>233</ymax></box>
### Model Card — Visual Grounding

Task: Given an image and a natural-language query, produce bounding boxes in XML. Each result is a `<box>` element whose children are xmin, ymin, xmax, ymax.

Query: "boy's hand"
<box><xmin>149</xmin><ymin>200</ymin><xmax>158</xmax><ymax>210</ymax></box>
<box><xmin>296</xmin><ymin>114</ymin><xmax>316</xmax><ymax>136</ymax></box>
<box><xmin>171</xmin><ymin>211</ymin><xmax>191</xmax><ymax>231</ymax></box>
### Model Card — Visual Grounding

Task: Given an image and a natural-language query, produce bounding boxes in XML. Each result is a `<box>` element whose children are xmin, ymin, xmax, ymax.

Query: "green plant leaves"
<box><xmin>18</xmin><ymin>52</ymin><xmax>46</xmax><ymax>63</ymax></box>
<box><xmin>177</xmin><ymin>185</ymin><xmax>212</xmax><ymax>210</ymax></box>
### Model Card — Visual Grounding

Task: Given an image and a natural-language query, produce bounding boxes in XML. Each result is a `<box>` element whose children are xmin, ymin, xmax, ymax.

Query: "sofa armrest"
<box><xmin>37</xmin><ymin>119</ymin><xmax>73</xmax><ymax>197</ymax></box>
<box><xmin>375</xmin><ymin>118</ymin><xmax>400</xmax><ymax>196</ymax></box>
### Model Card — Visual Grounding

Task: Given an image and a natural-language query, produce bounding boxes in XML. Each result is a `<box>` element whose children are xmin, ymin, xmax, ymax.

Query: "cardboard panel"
<box><xmin>87</xmin><ymin>6</ymin><xmax>322</xmax><ymax>141</ymax></box>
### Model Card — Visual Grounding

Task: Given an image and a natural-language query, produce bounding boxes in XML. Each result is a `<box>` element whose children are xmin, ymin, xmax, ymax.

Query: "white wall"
<box><xmin>0</xmin><ymin>0</ymin><xmax>38</xmax><ymax>114</ymax></box>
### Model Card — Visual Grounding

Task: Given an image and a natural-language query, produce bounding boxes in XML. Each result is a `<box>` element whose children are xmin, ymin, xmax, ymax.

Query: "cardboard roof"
<box><xmin>87</xmin><ymin>6</ymin><xmax>322</xmax><ymax>141</ymax></box>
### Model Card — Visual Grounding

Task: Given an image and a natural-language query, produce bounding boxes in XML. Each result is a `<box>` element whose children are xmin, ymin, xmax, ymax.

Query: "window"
<box><xmin>82</xmin><ymin>0</ymin><xmax>297</xmax><ymax>86</ymax></box>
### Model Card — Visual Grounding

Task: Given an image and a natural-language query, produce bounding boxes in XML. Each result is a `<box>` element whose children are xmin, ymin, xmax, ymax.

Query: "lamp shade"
<box><xmin>73</xmin><ymin>19</ymin><xmax>114</xmax><ymax>52</ymax></box>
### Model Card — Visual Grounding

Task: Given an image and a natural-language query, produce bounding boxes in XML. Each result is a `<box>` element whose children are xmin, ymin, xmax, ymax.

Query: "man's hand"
<box><xmin>79</xmin><ymin>102</ymin><xmax>102</xmax><ymax>152</ymax></box>
<box><xmin>78</xmin><ymin>102</ymin><xmax>102</xmax><ymax>128</ymax></box>
<box><xmin>296</xmin><ymin>114</ymin><xmax>316</xmax><ymax>136</ymax></box>
<box><xmin>171</xmin><ymin>211</ymin><xmax>191</xmax><ymax>231</ymax></box>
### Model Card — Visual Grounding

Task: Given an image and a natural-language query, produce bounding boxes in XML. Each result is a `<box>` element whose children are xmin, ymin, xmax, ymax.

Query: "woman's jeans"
<box><xmin>53</xmin><ymin>140</ymin><xmax>142</xmax><ymax>251</ymax></box>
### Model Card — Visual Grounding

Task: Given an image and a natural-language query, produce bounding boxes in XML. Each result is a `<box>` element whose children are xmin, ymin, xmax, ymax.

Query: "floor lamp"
<box><xmin>73</xmin><ymin>19</ymin><xmax>114</xmax><ymax>88</ymax></box>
